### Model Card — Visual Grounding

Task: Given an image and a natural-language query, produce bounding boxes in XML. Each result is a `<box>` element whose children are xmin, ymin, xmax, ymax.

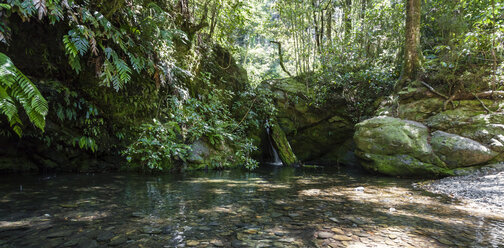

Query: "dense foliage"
<box><xmin>0</xmin><ymin>0</ymin><xmax>502</xmax><ymax>172</ymax></box>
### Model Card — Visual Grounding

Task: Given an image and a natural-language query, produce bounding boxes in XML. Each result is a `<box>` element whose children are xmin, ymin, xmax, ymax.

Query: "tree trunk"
<box><xmin>271</xmin><ymin>41</ymin><xmax>293</xmax><ymax>77</ymax></box>
<box><xmin>397</xmin><ymin>0</ymin><xmax>422</xmax><ymax>90</ymax></box>
<box><xmin>344</xmin><ymin>0</ymin><xmax>352</xmax><ymax>43</ymax></box>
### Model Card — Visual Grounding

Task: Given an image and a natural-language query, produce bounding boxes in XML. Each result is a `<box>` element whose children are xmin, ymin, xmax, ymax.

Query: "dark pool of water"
<box><xmin>1</xmin><ymin>166</ymin><xmax>503</xmax><ymax>247</ymax></box>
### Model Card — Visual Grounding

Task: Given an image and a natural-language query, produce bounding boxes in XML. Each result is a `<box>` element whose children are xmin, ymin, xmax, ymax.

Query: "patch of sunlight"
<box><xmin>66</xmin><ymin>211</ymin><xmax>110</xmax><ymax>222</ymax></box>
<box><xmin>0</xmin><ymin>220</ymin><xmax>31</xmax><ymax>229</ymax></box>
<box><xmin>198</xmin><ymin>205</ymin><xmax>235</xmax><ymax>214</ymax></box>
<box><xmin>210</xmin><ymin>188</ymin><xmax>230</xmax><ymax>194</ymax></box>
<box><xmin>187</xmin><ymin>178</ymin><xmax>267</xmax><ymax>185</ymax></box>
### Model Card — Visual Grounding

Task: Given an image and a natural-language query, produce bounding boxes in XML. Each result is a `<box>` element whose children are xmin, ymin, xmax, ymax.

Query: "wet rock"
<box><xmin>211</xmin><ymin>239</ymin><xmax>224</xmax><ymax>247</ymax></box>
<box><xmin>186</xmin><ymin>240</ymin><xmax>199</xmax><ymax>246</ymax></box>
<box><xmin>329</xmin><ymin>217</ymin><xmax>340</xmax><ymax>223</ymax></box>
<box><xmin>142</xmin><ymin>226</ymin><xmax>162</xmax><ymax>234</ymax></box>
<box><xmin>332</xmin><ymin>234</ymin><xmax>353</xmax><ymax>241</ymax></box>
<box><xmin>109</xmin><ymin>235</ymin><xmax>127</xmax><ymax>246</ymax></box>
<box><xmin>243</xmin><ymin>229</ymin><xmax>258</xmax><ymax>234</ymax></box>
<box><xmin>331</xmin><ymin>228</ymin><xmax>345</xmax><ymax>235</ymax></box>
<box><xmin>231</xmin><ymin>239</ymin><xmax>246</xmax><ymax>248</ymax></box>
<box><xmin>77</xmin><ymin>237</ymin><xmax>98</xmax><ymax>248</ymax></box>
<box><xmin>46</xmin><ymin>230</ymin><xmax>73</xmax><ymax>238</ymax></box>
<box><xmin>131</xmin><ymin>212</ymin><xmax>145</xmax><ymax>218</ymax></box>
<box><xmin>198</xmin><ymin>226</ymin><xmax>211</xmax><ymax>231</ymax></box>
<box><xmin>317</xmin><ymin>232</ymin><xmax>333</xmax><ymax>239</ymax></box>
<box><xmin>96</xmin><ymin>230</ymin><xmax>114</xmax><ymax>241</ymax></box>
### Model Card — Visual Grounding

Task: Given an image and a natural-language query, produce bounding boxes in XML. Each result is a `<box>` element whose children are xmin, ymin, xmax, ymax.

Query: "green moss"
<box><xmin>271</xmin><ymin>124</ymin><xmax>299</xmax><ymax>166</ymax></box>
<box><xmin>357</xmin><ymin>151</ymin><xmax>454</xmax><ymax>177</ymax></box>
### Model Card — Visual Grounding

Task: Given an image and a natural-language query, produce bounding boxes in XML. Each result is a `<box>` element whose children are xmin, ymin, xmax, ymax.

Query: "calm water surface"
<box><xmin>1</xmin><ymin>167</ymin><xmax>503</xmax><ymax>248</ymax></box>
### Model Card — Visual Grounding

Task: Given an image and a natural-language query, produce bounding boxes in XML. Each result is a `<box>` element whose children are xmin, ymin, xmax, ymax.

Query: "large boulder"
<box><xmin>354</xmin><ymin>117</ymin><xmax>451</xmax><ymax>177</ymax></box>
<box><xmin>356</xmin><ymin>85</ymin><xmax>504</xmax><ymax>177</ymax></box>
<box><xmin>431</xmin><ymin>131</ymin><xmax>498</xmax><ymax>168</ymax></box>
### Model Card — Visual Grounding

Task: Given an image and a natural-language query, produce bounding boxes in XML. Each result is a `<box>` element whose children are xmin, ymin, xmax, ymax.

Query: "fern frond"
<box><xmin>33</xmin><ymin>0</ymin><xmax>47</xmax><ymax>20</ymax></box>
<box><xmin>0</xmin><ymin>52</ymin><xmax>48</xmax><ymax>136</ymax></box>
<box><xmin>113</xmin><ymin>58</ymin><xmax>131</xmax><ymax>84</ymax></box>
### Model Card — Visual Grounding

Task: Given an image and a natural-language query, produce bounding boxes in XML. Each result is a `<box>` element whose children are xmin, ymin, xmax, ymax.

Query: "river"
<box><xmin>1</xmin><ymin>167</ymin><xmax>503</xmax><ymax>247</ymax></box>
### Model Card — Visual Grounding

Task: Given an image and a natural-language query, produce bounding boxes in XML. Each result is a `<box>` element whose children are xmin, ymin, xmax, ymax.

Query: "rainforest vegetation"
<box><xmin>0</xmin><ymin>0</ymin><xmax>502</xmax><ymax>173</ymax></box>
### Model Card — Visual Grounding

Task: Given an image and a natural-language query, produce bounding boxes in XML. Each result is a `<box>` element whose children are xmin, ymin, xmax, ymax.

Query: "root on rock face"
<box><xmin>419</xmin><ymin>81</ymin><xmax>504</xmax><ymax>112</ymax></box>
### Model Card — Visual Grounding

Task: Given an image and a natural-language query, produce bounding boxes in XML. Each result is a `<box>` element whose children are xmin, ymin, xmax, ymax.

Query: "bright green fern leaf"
<box><xmin>0</xmin><ymin>52</ymin><xmax>49</xmax><ymax>136</ymax></box>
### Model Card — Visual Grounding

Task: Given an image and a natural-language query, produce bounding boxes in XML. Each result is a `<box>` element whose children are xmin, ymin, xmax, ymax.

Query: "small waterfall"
<box><xmin>266</xmin><ymin>126</ymin><xmax>283</xmax><ymax>166</ymax></box>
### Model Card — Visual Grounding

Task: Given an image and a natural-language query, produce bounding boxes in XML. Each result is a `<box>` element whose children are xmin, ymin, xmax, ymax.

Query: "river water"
<box><xmin>1</xmin><ymin>167</ymin><xmax>503</xmax><ymax>248</ymax></box>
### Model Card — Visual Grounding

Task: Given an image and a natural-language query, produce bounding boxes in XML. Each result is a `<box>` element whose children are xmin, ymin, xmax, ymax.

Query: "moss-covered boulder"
<box><xmin>431</xmin><ymin>131</ymin><xmax>498</xmax><ymax>168</ymax></box>
<box><xmin>354</xmin><ymin>117</ymin><xmax>451</xmax><ymax>177</ymax></box>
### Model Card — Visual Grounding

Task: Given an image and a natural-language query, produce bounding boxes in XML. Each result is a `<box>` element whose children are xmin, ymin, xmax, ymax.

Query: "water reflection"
<box><xmin>0</xmin><ymin>167</ymin><xmax>503</xmax><ymax>247</ymax></box>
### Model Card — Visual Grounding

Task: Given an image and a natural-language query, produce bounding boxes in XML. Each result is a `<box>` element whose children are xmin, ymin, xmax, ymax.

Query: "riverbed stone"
<box><xmin>142</xmin><ymin>226</ymin><xmax>162</xmax><ymax>234</ymax></box>
<box><xmin>317</xmin><ymin>232</ymin><xmax>334</xmax><ymax>239</ymax></box>
<box><xmin>431</xmin><ymin>131</ymin><xmax>498</xmax><ymax>168</ymax></box>
<box><xmin>109</xmin><ymin>235</ymin><xmax>127</xmax><ymax>246</ymax></box>
<box><xmin>332</xmin><ymin>234</ymin><xmax>353</xmax><ymax>241</ymax></box>
<box><xmin>96</xmin><ymin>230</ymin><xmax>114</xmax><ymax>241</ymax></box>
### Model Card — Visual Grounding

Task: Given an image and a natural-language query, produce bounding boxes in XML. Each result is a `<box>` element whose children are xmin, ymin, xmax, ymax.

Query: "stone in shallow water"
<box><xmin>78</xmin><ymin>238</ymin><xmax>98</xmax><ymax>248</ymax></box>
<box><xmin>186</xmin><ymin>240</ymin><xmax>199</xmax><ymax>246</ymax></box>
<box><xmin>142</xmin><ymin>226</ymin><xmax>162</xmax><ymax>234</ymax></box>
<box><xmin>211</xmin><ymin>239</ymin><xmax>224</xmax><ymax>247</ymax></box>
<box><xmin>437</xmin><ymin>237</ymin><xmax>455</xmax><ymax>245</ymax></box>
<box><xmin>131</xmin><ymin>212</ymin><xmax>145</xmax><ymax>218</ymax></box>
<box><xmin>96</xmin><ymin>230</ymin><xmax>114</xmax><ymax>241</ymax></box>
<box><xmin>317</xmin><ymin>232</ymin><xmax>333</xmax><ymax>239</ymax></box>
<box><xmin>109</xmin><ymin>235</ymin><xmax>127</xmax><ymax>246</ymax></box>
<box><xmin>46</xmin><ymin>230</ymin><xmax>74</xmax><ymax>238</ymax></box>
<box><xmin>329</xmin><ymin>217</ymin><xmax>340</xmax><ymax>223</ymax></box>
<box><xmin>332</xmin><ymin>234</ymin><xmax>353</xmax><ymax>241</ymax></box>
<box><xmin>244</xmin><ymin>229</ymin><xmax>258</xmax><ymax>234</ymax></box>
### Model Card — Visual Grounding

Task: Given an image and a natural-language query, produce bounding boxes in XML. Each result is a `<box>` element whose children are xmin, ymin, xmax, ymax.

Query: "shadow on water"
<box><xmin>0</xmin><ymin>166</ymin><xmax>503</xmax><ymax>247</ymax></box>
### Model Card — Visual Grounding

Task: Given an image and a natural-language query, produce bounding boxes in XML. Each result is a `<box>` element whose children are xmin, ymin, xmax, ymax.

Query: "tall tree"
<box><xmin>397</xmin><ymin>0</ymin><xmax>421</xmax><ymax>90</ymax></box>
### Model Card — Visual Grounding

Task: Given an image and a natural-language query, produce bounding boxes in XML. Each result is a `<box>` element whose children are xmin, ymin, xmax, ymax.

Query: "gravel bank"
<box><xmin>419</xmin><ymin>164</ymin><xmax>504</xmax><ymax>213</ymax></box>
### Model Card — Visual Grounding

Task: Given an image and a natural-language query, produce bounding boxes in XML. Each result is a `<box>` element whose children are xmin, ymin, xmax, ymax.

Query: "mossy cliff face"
<box><xmin>354</xmin><ymin>84</ymin><xmax>504</xmax><ymax>177</ymax></box>
<box><xmin>263</xmin><ymin>78</ymin><xmax>355</xmax><ymax>165</ymax></box>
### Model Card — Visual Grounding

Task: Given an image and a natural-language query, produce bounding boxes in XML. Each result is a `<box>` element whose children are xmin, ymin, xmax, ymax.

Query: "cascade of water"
<box><xmin>266</xmin><ymin>126</ymin><xmax>283</xmax><ymax>166</ymax></box>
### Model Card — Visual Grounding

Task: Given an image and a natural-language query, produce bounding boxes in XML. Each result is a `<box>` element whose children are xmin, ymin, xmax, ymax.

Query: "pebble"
<box><xmin>331</xmin><ymin>228</ymin><xmax>345</xmax><ymax>234</ymax></box>
<box><xmin>46</xmin><ymin>230</ymin><xmax>73</xmax><ymax>238</ymax></box>
<box><xmin>317</xmin><ymin>232</ymin><xmax>333</xmax><ymax>239</ymax></box>
<box><xmin>211</xmin><ymin>239</ymin><xmax>224</xmax><ymax>247</ymax></box>
<box><xmin>109</xmin><ymin>235</ymin><xmax>127</xmax><ymax>246</ymax></box>
<box><xmin>186</xmin><ymin>240</ymin><xmax>200</xmax><ymax>246</ymax></box>
<box><xmin>142</xmin><ymin>226</ymin><xmax>162</xmax><ymax>234</ymax></box>
<box><xmin>332</xmin><ymin>234</ymin><xmax>353</xmax><ymax>241</ymax></box>
<box><xmin>96</xmin><ymin>231</ymin><xmax>114</xmax><ymax>241</ymax></box>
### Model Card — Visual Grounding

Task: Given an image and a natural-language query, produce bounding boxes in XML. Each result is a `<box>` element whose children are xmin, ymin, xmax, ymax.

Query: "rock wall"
<box><xmin>263</xmin><ymin>78</ymin><xmax>356</xmax><ymax>165</ymax></box>
<box><xmin>354</xmin><ymin>84</ymin><xmax>504</xmax><ymax>177</ymax></box>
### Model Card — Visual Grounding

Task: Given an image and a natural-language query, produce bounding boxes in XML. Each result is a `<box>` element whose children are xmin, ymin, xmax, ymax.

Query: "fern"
<box><xmin>0</xmin><ymin>52</ymin><xmax>48</xmax><ymax>136</ymax></box>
